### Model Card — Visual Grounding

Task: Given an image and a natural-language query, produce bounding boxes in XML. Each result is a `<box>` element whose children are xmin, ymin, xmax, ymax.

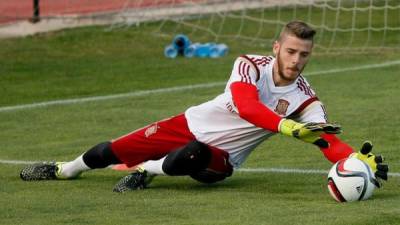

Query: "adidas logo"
<box><xmin>356</xmin><ymin>185</ymin><xmax>363</xmax><ymax>194</ymax></box>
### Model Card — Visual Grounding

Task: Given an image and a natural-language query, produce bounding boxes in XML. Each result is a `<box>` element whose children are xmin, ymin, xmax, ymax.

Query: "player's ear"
<box><xmin>273</xmin><ymin>40</ymin><xmax>279</xmax><ymax>56</ymax></box>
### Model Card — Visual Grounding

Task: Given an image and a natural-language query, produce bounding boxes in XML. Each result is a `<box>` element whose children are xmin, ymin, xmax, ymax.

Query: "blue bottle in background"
<box><xmin>184</xmin><ymin>43</ymin><xmax>198</xmax><ymax>58</ymax></box>
<box><xmin>164</xmin><ymin>44</ymin><xmax>178</xmax><ymax>58</ymax></box>
<box><xmin>195</xmin><ymin>43</ymin><xmax>215</xmax><ymax>58</ymax></box>
<box><xmin>172</xmin><ymin>34</ymin><xmax>191</xmax><ymax>55</ymax></box>
<box><xmin>209</xmin><ymin>43</ymin><xmax>229</xmax><ymax>58</ymax></box>
<box><xmin>164</xmin><ymin>34</ymin><xmax>228</xmax><ymax>58</ymax></box>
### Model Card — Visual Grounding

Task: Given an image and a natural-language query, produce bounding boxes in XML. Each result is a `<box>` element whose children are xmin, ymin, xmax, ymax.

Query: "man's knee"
<box><xmin>190</xmin><ymin>169</ymin><xmax>233</xmax><ymax>184</ymax></box>
<box><xmin>82</xmin><ymin>142</ymin><xmax>121</xmax><ymax>169</ymax></box>
<box><xmin>162</xmin><ymin>141</ymin><xmax>211</xmax><ymax>176</ymax></box>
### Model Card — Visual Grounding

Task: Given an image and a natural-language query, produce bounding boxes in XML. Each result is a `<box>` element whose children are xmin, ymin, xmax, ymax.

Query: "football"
<box><xmin>327</xmin><ymin>157</ymin><xmax>378</xmax><ymax>202</ymax></box>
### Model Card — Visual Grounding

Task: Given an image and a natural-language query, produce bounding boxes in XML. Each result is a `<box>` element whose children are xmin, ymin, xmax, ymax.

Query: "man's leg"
<box><xmin>116</xmin><ymin>140</ymin><xmax>212</xmax><ymax>176</ymax></box>
<box><xmin>20</xmin><ymin>114</ymin><xmax>194</xmax><ymax>182</ymax></box>
<box><xmin>59</xmin><ymin>141</ymin><xmax>122</xmax><ymax>178</ymax></box>
<box><xmin>20</xmin><ymin>141</ymin><xmax>122</xmax><ymax>181</ymax></box>
<box><xmin>190</xmin><ymin>146</ymin><xmax>233</xmax><ymax>184</ymax></box>
<box><xmin>113</xmin><ymin>140</ymin><xmax>212</xmax><ymax>192</ymax></box>
<box><xmin>113</xmin><ymin>143</ymin><xmax>233</xmax><ymax>192</ymax></box>
<box><xmin>161</xmin><ymin>141</ymin><xmax>211</xmax><ymax>175</ymax></box>
<box><xmin>154</xmin><ymin>141</ymin><xmax>233</xmax><ymax>182</ymax></box>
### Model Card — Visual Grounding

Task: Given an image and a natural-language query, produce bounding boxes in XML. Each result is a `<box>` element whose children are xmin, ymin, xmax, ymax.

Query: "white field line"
<box><xmin>1</xmin><ymin>159</ymin><xmax>399</xmax><ymax>177</ymax></box>
<box><xmin>237</xmin><ymin>167</ymin><xmax>400</xmax><ymax>177</ymax></box>
<box><xmin>0</xmin><ymin>159</ymin><xmax>40</xmax><ymax>165</ymax></box>
<box><xmin>0</xmin><ymin>82</ymin><xmax>225</xmax><ymax>113</ymax></box>
<box><xmin>1</xmin><ymin>59</ymin><xmax>400</xmax><ymax>113</ymax></box>
<box><xmin>306</xmin><ymin>59</ymin><xmax>400</xmax><ymax>76</ymax></box>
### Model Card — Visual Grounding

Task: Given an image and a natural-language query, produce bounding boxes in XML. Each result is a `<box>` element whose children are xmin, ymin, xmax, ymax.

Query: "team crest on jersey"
<box><xmin>145</xmin><ymin>124</ymin><xmax>159</xmax><ymax>138</ymax></box>
<box><xmin>275</xmin><ymin>99</ymin><xmax>290</xmax><ymax>116</ymax></box>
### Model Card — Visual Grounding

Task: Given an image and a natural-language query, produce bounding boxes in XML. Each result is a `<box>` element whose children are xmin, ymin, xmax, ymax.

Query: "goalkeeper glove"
<box><xmin>350</xmin><ymin>141</ymin><xmax>389</xmax><ymax>187</ymax></box>
<box><xmin>279</xmin><ymin>119</ymin><xmax>342</xmax><ymax>147</ymax></box>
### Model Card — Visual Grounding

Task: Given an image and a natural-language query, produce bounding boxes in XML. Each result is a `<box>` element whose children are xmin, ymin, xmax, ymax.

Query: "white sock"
<box><xmin>142</xmin><ymin>156</ymin><xmax>167</xmax><ymax>175</ymax></box>
<box><xmin>59</xmin><ymin>154</ymin><xmax>91</xmax><ymax>178</ymax></box>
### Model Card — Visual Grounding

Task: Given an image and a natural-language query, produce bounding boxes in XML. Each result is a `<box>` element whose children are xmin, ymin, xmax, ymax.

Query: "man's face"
<box><xmin>273</xmin><ymin>34</ymin><xmax>313</xmax><ymax>83</ymax></box>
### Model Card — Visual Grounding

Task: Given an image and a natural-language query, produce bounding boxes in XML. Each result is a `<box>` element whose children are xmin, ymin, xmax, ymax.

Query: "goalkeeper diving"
<box><xmin>20</xmin><ymin>20</ymin><xmax>388</xmax><ymax>192</ymax></box>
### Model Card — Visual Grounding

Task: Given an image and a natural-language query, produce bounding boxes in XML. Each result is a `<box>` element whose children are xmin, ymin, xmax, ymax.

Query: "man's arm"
<box><xmin>232</xmin><ymin>81</ymin><xmax>387</xmax><ymax>182</ymax></box>
<box><xmin>317</xmin><ymin>134</ymin><xmax>388</xmax><ymax>183</ymax></box>
<box><xmin>294</xmin><ymin>101</ymin><xmax>368</xmax><ymax>163</ymax></box>
<box><xmin>230</xmin><ymin>81</ymin><xmax>282</xmax><ymax>132</ymax></box>
<box><xmin>230</xmin><ymin>82</ymin><xmax>340</xmax><ymax>144</ymax></box>
<box><xmin>296</xmin><ymin>102</ymin><xmax>389</xmax><ymax>182</ymax></box>
<box><xmin>317</xmin><ymin>133</ymin><xmax>354</xmax><ymax>163</ymax></box>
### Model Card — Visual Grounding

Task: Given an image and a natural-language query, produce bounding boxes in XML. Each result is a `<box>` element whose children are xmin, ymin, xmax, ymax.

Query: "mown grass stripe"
<box><xmin>1</xmin><ymin>60</ymin><xmax>400</xmax><ymax>113</ymax></box>
<box><xmin>2</xmin><ymin>159</ymin><xmax>398</xmax><ymax>177</ymax></box>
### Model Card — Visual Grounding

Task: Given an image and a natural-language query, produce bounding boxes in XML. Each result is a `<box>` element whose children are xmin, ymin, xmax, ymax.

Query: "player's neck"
<box><xmin>272</xmin><ymin>63</ymin><xmax>296</xmax><ymax>87</ymax></box>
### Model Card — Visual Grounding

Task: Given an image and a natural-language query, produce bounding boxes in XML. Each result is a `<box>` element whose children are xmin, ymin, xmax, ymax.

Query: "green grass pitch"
<box><xmin>1</xmin><ymin>10</ymin><xmax>400</xmax><ymax>225</ymax></box>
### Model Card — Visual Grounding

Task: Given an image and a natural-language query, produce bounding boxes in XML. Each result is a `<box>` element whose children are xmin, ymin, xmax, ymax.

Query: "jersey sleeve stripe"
<box><xmin>240</xmin><ymin>55</ymin><xmax>260</xmax><ymax>81</ymax></box>
<box><xmin>238</xmin><ymin>62</ymin><xmax>243</xmax><ymax>76</ymax></box>
<box><xmin>245</xmin><ymin>64</ymin><xmax>251</xmax><ymax>83</ymax></box>
<box><xmin>297</xmin><ymin>81</ymin><xmax>304</xmax><ymax>92</ymax></box>
<box><xmin>238</xmin><ymin>61</ymin><xmax>245</xmax><ymax>83</ymax></box>
<box><xmin>241</xmin><ymin>62</ymin><xmax>247</xmax><ymax>82</ymax></box>
<box><xmin>238</xmin><ymin>61</ymin><xmax>252</xmax><ymax>84</ymax></box>
<box><xmin>252</xmin><ymin>56</ymin><xmax>273</xmax><ymax>66</ymax></box>
<box><xmin>297</xmin><ymin>77</ymin><xmax>313</xmax><ymax>97</ymax></box>
<box><xmin>239</xmin><ymin>61</ymin><xmax>246</xmax><ymax>83</ymax></box>
<box><xmin>299</xmin><ymin>76</ymin><xmax>314</xmax><ymax>96</ymax></box>
<box><xmin>238</xmin><ymin>61</ymin><xmax>243</xmax><ymax>77</ymax></box>
<box><xmin>297</xmin><ymin>80</ymin><xmax>307</xmax><ymax>94</ymax></box>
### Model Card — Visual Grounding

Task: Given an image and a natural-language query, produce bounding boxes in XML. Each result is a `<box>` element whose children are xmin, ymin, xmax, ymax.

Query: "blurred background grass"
<box><xmin>0</xmin><ymin>2</ymin><xmax>400</xmax><ymax>224</ymax></box>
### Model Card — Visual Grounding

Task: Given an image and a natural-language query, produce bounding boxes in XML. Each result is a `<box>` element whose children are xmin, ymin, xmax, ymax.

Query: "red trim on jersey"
<box><xmin>238</xmin><ymin>61</ymin><xmax>244</xmax><ymax>82</ymax></box>
<box><xmin>289</xmin><ymin>96</ymin><xmax>319</xmax><ymax>117</ymax></box>
<box><xmin>319</xmin><ymin>134</ymin><xmax>354</xmax><ymax>163</ymax></box>
<box><xmin>252</xmin><ymin>56</ymin><xmax>273</xmax><ymax>66</ymax></box>
<box><xmin>297</xmin><ymin>76</ymin><xmax>314</xmax><ymax>97</ymax></box>
<box><xmin>240</xmin><ymin>55</ymin><xmax>260</xmax><ymax>82</ymax></box>
<box><xmin>238</xmin><ymin>61</ymin><xmax>252</xmax><ymax>84</ymax></box>
<box><xmin>296</xmin><ymin>80</ymin><xmax>306</xmax><ymax>93</ymax></box>
<box><xmin>246</xmin><ymin>64</ymin><xmax>250</xmax><ymax>81</ymax></box>
<box><xmin>230</xmin><ymin>82</ymin><xmax>282</xmax><ymax>132</ymax></box>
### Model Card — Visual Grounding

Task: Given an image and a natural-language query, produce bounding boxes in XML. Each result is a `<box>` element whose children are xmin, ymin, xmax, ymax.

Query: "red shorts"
<box><xmin>110</xmin><ymin>114</ymin><xmax>232</xmax><ymax>174</ymax></box>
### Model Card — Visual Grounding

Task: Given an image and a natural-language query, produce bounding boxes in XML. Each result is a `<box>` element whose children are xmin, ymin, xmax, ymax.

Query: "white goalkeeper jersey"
<box><xmin>185</xmin><ymin>55</ymin><xmax>328</xmax><ymax>168</ymax></box>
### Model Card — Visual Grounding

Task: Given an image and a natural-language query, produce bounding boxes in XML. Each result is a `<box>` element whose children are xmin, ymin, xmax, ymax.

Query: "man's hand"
<box><xmin>350</xmin><ymin>141</ymin><xmax>389</xmax><ymax>187</ymax></box>
<box><xmin>279</xmin><ymin>119</ymin><xmax>341</xmax><ymax>147</ymax></box>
